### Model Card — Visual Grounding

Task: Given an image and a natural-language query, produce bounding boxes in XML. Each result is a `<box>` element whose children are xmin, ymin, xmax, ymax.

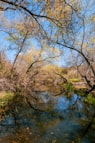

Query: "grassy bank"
<box><xmin>0</xmin><ymin>91</ymin><xmax>14</xmax><ymax>107</ymax></box>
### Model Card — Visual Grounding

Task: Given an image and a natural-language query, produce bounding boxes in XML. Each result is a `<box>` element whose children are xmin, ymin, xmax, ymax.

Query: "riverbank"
<box><xmin>0</xmin><ymin>91</ymin><xmax>14</xmax><ymax>110</ymax></box>
<box><xmin>72</xmin><ymin>81</ymin><xmax>87</xmax><ymax>89</ymax></box>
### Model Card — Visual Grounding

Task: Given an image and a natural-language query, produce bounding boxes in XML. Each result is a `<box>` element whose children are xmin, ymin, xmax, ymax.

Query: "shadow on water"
<box><xmin>0</xmin><ymin>93</ymin><xmax>95</xmax><ymax>143</ymax></box>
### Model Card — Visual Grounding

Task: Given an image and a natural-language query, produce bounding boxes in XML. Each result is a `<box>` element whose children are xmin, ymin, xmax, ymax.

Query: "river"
<box><xmin>0</xmin><ymin>93</ymin><xmax>95</xmax><ymax>143</ymax></box>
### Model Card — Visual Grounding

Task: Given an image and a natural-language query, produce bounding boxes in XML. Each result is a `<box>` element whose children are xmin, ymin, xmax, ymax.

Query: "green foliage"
<box><xmin>64</xmin><ymin>82</ymin><xmax>75</xmax><ymax>95</ymax></box>
<box><xmin>84</xmin><ymin>95</ymin><xmax>95</xmax><ymax>105</ymax></box>
<box><xmin>0</xmin><ymin>92</ymin><xmax>14</xmax><ymax>107</ymax></box>
<box><xmin>74</xmin><ymin>89</ymin><xmax>86</xmax><ymax>96</ymax></box>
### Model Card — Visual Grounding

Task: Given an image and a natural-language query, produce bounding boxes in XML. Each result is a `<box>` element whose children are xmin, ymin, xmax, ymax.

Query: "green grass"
<box><xmin>64</xmin><ymin>82</ymin><xmax>75</xmax><ymax>95</ymax></box>
<box><xmin>69</xmin><ymin>78</ymin><xmax>80</xmax><ymax>82</ymax></box>
<box><xmin>0</xmin><ymin>91</ymin><xmax>14</xmax><ymax>107</ymax></box>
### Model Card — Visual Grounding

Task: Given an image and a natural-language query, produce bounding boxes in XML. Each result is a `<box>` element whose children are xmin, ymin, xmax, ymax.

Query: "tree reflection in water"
<box><xmin>0</xmin><ymin>93</ymin><xmax>95</xmax><ymax>143</ymax></box>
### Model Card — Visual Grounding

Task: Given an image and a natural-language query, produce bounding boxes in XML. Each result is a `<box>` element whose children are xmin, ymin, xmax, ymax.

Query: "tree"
<box><xmin>0</xmin><ymin>0</ymin><xmax>95</xmax><ymax>93</ymax></box>
<box><xmin>0</xmin><ymin>2</ymin><xmax>95</xmax><ymax>140</ymax></box>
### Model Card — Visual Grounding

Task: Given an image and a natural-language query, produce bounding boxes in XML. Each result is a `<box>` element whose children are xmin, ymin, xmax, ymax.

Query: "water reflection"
<box><xmin>0</xmin><ymin>93</ymin><xmax>95</xmax><ymax>143</ymax></box>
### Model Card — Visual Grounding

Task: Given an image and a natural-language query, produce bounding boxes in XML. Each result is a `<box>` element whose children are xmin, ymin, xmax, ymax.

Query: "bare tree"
<box><xmin>0</xmin><ymin>0</ymin><xmax>95</xmax><ymax>93</ymax></box>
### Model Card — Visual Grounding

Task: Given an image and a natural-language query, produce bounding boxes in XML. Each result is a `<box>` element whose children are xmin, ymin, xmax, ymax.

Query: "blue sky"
<box><xmin>0</xmin><ymin>0</ymin><xmax>95</xmax><ymax>67</ymax></box>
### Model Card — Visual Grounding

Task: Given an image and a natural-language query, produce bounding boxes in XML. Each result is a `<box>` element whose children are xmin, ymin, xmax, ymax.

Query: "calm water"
<box><xmin>0</xmin><ymin>93</ymin><xmax>95</xmax><ymax>143</ymax></box>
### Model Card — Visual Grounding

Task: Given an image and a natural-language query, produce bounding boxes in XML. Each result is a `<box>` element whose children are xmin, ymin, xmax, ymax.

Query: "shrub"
<box><xmin>64</xmin><ymin>82</ymin><xmax>75</xmax><ymax>95</ymax></box>
<box><xmin>0</xmin><ymin>92</ymin><xmax>14</xmax><ymax>107</ymax></box>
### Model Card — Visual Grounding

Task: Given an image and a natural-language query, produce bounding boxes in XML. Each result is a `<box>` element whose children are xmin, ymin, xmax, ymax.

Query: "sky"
<box><xmin>0</xmin><ymin>8</ymin><xmax>66</xmax><ymax>66</ymax></box>
<box><xmin>0</xmin><ymin>0</ymin><xmax>95</xmax><ymax>67</ymax></box>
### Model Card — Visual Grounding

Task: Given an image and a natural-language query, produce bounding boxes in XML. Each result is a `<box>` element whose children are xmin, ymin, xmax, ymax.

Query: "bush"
<box><xmin>84</xmin><ymin>95</ymin><xmax>95</xmax><ymax>105</ymax></box>
<box><xmin>64</xmin><ymin>82</ymin><xmax>75</xmax><ymax>95</ymax></box>
<box><xmin>0</xmin><ymin>92</ymin><xmax>14</xmax><ymax>107</ymax></box>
